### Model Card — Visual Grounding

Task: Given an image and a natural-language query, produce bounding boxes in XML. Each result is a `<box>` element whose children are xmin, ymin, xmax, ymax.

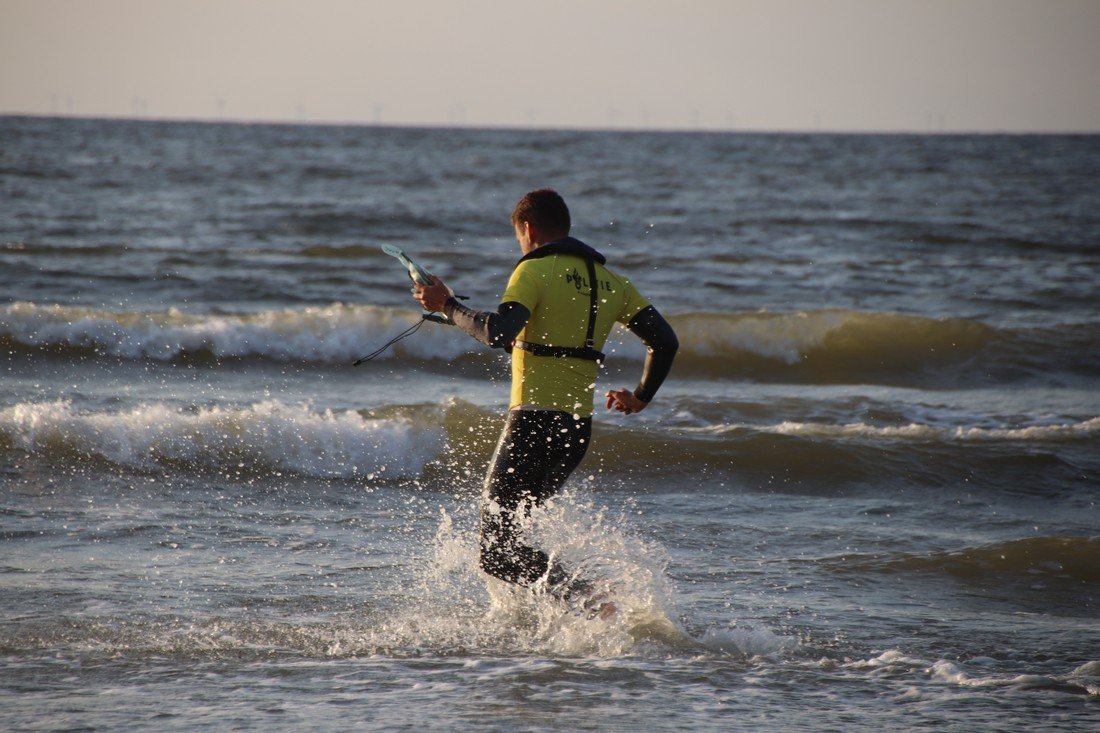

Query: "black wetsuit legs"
<box><xmin>479</xmin><ymin>409</ymin><xmax>592</xmax><ymax>588</ymax></box>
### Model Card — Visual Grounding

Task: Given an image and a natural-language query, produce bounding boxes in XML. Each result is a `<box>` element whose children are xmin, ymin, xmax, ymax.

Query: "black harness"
<box><xmin>511</xmin><ymin>239</ymin><xmax>606</xmax><ymax>364</ymax></box>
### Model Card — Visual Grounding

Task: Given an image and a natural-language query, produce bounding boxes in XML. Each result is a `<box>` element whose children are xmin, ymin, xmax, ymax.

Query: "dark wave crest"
<box><xmin>825</xmin><ymin>536</ymin><xmax>1100</xmax><ymax>583</ymax></box>
<box><xmin>666</xmin><ymin>310</ymin><xmax>1099</xmax><ymax>385</ymax></box>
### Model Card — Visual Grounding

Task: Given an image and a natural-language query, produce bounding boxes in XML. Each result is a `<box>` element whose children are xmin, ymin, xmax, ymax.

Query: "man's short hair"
<box><xmin>511</xmin><ymin>188</ymin><xmax>570</xmax><ymax>237</ymax></box>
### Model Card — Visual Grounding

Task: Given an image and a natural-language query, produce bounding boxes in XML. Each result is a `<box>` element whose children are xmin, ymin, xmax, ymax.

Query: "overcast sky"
<box><xmin>2</xmin><ymin>0</ymin><xmax>1098</xmax><ymax>132</ymax></box>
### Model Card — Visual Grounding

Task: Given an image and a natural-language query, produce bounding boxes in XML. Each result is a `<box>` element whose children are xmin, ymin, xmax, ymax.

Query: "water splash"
<box><xmin>365</xmin><ymin>489</ymin><xmax>701</xmax><ymax>658</ymax></box>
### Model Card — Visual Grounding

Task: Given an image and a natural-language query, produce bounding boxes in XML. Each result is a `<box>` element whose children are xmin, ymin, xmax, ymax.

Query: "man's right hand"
<box><xmin>606</xmin><ymin>388</ymin><xmax>648</xmax><ymax>415</ymax></box>
<box><xmin>413</xmin><ymin>275</ymin><xmax>451</xmax><ymax>312</ymax></box>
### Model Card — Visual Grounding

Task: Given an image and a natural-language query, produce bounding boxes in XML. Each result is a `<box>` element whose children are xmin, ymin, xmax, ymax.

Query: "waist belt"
<box><xmin>513</xmin><ymin>340</ymin><xmax>605</xmax><ymax>363</ymax></box>
<box><xmin>513</xmin><ymin>257</ymin><xmax>604</xmax><ymax>364</ymax></box>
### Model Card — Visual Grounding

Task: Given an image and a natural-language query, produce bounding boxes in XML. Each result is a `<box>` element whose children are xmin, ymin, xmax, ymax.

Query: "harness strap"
<box><xmin>514</xmin><ymin>257</ymin><xmax>604</xmax><ymax>364</ymax></box>
<box><xmin>513</xmin><ymin>340</ymin><xmax>605</xmax><ymax>362</ymax></box>
<box><xmin>583</xmin><ymin>257</ymin><xmax>598</xmax><ymax>349</ymax></box>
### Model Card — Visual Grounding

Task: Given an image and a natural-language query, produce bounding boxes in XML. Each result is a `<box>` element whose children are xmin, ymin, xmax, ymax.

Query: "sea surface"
<box><xmin>1</xmin><ymin>116</ymin><xmax>1098</xmax><ymax>731</ymax></box>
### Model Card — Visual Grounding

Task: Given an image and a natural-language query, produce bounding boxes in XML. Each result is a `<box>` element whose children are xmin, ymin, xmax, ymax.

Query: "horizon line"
<box><xmin>4</xmin><ymin>111</ymin><xmax>1100</xmax><ymax>137</ymax></box>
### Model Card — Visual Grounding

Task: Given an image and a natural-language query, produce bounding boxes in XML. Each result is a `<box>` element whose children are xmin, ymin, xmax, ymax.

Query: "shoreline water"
<box><xmin>2</xmin><ymin>116</ymin><xmax>1098</xmax><ymax>730</ymax></box>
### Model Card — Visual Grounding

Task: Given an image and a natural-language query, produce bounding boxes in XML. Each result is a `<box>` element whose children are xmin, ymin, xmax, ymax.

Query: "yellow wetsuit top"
<box><xmin>501</xmin><ymin>247</ymin><xmax>649</xmax><ymax>417</ymax></box>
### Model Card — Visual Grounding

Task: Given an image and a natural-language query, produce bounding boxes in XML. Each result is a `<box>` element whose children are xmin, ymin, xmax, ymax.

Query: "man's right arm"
<box><xmin>443</xmin><ymin>298</ymin><xmax>530</xmax><ymax>350</ymax></box>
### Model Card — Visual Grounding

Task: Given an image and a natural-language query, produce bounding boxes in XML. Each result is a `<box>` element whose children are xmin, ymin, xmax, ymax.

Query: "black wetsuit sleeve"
<box><xmin>443</xmin><ymin>297</ymin><xmax>530</xmax><ymax>350</ymax></box>
<box><xmin>626</xmin><ymin>305</ymin><xmax>679</xmax><ymax>403</ymax></box>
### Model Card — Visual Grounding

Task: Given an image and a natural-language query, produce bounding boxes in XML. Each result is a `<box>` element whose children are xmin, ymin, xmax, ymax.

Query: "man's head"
<box><xmin>511</xmin><ymin>188</ymin><xmax>570</xmax><ymax>254</ymax></box>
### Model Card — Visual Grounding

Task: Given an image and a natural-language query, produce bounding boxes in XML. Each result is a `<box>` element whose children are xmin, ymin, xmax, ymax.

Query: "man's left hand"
<box><xmin>413</xmin><ymin>276</ymin><xmax>450</xmax><ymax>312</ymax></box>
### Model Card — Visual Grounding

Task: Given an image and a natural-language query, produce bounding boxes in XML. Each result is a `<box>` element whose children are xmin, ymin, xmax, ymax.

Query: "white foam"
<box><xmin>844</xmin><ymin>649</ymin><xmax>931</xmax><ymax>672</ymax></box>
<box><xmin>1072</xmin><ymin>660</ymin><xmax>1100</xmax><ymax>677</ymax></box>
<box><xmin>0</xmin><ymin>301</ymin><xmax>473</xmax><ymax>363</ymax></box>
<box><xmin>698</xmin><ymin>624</ymin><xmax>796</xmax><ymax>658</ymax></box>
<box><xmin>930</xmin><ymin>660</ymin><xmax>988</xmax><ymax>686</ymax></box>
<box><xmin>928</xmin><ymin>660</ymin><xmax>1065</xmax><ymax>691</ymax></box>
<box><xmin>0</xmin><ymin>399</ymin><xmax>443</xmax><ymax>478</ymax></box>
<box><xmin>772</xmin><ymin>417</ymin><xmax>1100</xmax><ymax>442</ymax></box>
<box><xmin>689</xmin><ymin>417</ymin><xmax>1100</xmax><ymax>443</ymax></box>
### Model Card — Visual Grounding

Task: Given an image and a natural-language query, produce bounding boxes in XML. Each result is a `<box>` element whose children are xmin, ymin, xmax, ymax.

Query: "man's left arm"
<box><xmin>606</xmin><ymin>305</ymin><xmax>679</xmax><ymax>414</ymax></box>
<box><xmin>625</xmin><ymin>305</ymin><xmax>679</xmax><ymax>402</ymax></box>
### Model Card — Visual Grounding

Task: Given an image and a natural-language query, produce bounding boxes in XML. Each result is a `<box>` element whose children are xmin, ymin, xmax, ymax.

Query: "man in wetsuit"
<box><xmin>413</xmin><ymin>188</ymin><xmax>678</xmax><ymax>607</ymax></box>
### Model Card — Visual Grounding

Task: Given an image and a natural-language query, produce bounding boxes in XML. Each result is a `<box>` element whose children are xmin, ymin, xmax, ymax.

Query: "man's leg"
<box><xmin>479</xmin><ymin>409</ymin><xmax>591</xmax><ymax>587</ymax></box>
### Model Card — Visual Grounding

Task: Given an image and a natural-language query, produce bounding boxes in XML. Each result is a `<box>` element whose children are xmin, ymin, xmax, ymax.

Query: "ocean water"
<box><xmin>1</xmin><ymin>116</ymin><xmax>1098</xmax><ymax>731</ymax></box>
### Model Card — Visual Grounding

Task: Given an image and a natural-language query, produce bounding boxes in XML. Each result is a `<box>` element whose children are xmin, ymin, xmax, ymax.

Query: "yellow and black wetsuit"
<box><xmin>443</xmin><ymin>237</ymin><xmax>678</xmax><ymax>592</ymax></box>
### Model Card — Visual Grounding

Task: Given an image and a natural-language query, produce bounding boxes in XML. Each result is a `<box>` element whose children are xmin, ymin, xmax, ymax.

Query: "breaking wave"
<box><xmin>2</xmin><ymin>396</ymin><xmax>1093</xmax><ymax>493</ymax></box>
<box><xmin>4</xmin><ymin>302</ymin><xmax>1095</xmax><ymax>385</ymax></box>
<box><xmin>0</xmin><ymin>301</ymin><xmax>472</xmax><ymax>364</ymax></box>
<box><xmin>665</xmin><ymin>309</ymin><xmax>1097</xmax><ymax>383</ymax></box>
<box><xmin>0</xmin><ymin>399</ymin><xmax>443</xmax><ymax>480</ymax></box>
